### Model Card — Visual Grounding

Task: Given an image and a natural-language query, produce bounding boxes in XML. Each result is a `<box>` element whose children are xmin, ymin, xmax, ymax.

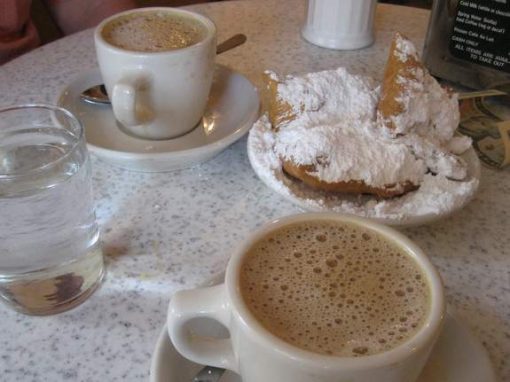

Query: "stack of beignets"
<box><xmin>263</xmin><ymin>33</ymin><xmax>468</xmax><ymax>198</ymax></box>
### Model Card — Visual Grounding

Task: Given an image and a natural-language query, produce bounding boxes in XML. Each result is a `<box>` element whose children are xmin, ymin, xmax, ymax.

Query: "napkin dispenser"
<box><xmin>422</xmin><ymin>0</ymin><xmax>509</xmax><ymax>90</ymax></box>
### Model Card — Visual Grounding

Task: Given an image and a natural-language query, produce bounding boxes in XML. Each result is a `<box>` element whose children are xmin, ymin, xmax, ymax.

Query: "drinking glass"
<box><xmin>0</xmin><ymin>104</ymin><xmax>104</xmax><ymax>315</ymax></box>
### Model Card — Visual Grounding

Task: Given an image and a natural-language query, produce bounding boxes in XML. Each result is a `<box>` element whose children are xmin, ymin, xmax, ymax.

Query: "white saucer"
<box><xmin>247</xmin><ymin>118</ymin><xmax>481</xmax><ymax>226</ymax></box>
<box><xmin>150</xmin><ymin>274</ymin><xmax>496</xmax><ymax>382</ymax></box>
<box><xmin>58</xmin><ymin>66</ymin><xmax>259</xmax><ymax>172</ymax></box>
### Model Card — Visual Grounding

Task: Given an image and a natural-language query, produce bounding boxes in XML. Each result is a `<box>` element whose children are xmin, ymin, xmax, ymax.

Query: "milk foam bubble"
<box><xmin>102</xmin><ymin>11</ymin><xmax>207</xmax><ymax>52</ymax></box>
<box><xmin>240</xmin><ymin>221</ymin><xmax>430</xmax><ymax>357</ymax></box>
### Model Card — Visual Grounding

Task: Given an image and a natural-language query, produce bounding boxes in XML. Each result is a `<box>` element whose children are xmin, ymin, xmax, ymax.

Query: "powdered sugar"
<box><xmin>399</xmin><ymin>134</ymin><xmax>467</xmax><ymax>180</ymax></box>
<box><xmin>394</xmin><ymin>33</ymin><xmax>419</xmax><ymax>62</ymax></box>
<box><xmin>448</xmin><ymin>136</ymin><xmax>473</xmax><ymax>155</ymax></box>
<box><xmin>269</xmin><ymin>66</ymin><xmax>467</xmax><ymax>188</ymax></box>
<box><xmin>275</xmin><ymin>121</ymin><xmax>426</xmax><ymax>187</ymax></box>
<box><xmin>247</xmin><ymin>65</ymin><xmax>480</xmax><ymax>224</ymax></box>
<box><xmin>274</xmin><ymin>67</ymin><xmax>379</xmax><ymax>124</ymax></box>
<box><xmin>247</xmin><ymin>116</ymin><xmax>480</xmax><ymax>225</ymax></box>
<box><xmin>388</xmin><ymin>70</ymin><xmax>461</xmax><ymax>142</ymax></box>
<box><xmin>379</xmin><ymin>34</ymin><xmax>461</xmax><ymax>141</ymax></box>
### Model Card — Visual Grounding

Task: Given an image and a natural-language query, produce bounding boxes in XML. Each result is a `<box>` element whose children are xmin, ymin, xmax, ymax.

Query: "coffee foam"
<box><xmin>239</xmin><ymin>221</ymin><xmax>430</xmax><ymax>357</ymax></box>
<box><xmin>102</xmin><ymin>11</ymin><xmax>207</xmax><ymax>52</ymax></box>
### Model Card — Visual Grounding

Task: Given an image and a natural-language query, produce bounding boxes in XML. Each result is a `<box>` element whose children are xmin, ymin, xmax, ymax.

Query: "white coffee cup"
<box><xmin>302</xmin><ymin>0</ymin><xmax>377</xmax><ymax>50</ymax></box>
<box><xmin>168</xmin><ymin>213</ymin><xmax>445</xmax><ymax>382</ymax></box>
<box><xmin>95</xmin><ymin>8</ymin><xmax>216</xmax><ymax>140</ymax></box>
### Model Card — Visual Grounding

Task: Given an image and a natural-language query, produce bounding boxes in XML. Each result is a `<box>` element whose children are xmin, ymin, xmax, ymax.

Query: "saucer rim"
<box><xmin>246</xmin><ymin>122</ymin><xmax>481</xmax><ymax>227</ymax></box>
<box><xmin>57</xmin><ymin>65</ymin><xmax>260</xmax><ymax>167</ymax></box>
<box><xmin>149</xmin><ymin>272</ymin><xmax>496</xmax><ymax>382</ymax></box>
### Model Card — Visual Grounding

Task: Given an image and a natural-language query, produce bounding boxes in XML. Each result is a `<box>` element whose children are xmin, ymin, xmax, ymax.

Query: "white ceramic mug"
<box><xmin>302</xmin><ymin>0</ymin><xmax>377</xmax><ymax>50</ymax></box>
<box><xmin>167</xmin><ymin>213</ymin><xmax>445</xmax><ymax>382</ymax></box>
<box><xmin>95</xmin><ymin>8</ymin><xmax>216</xmax><ymax>140</ymax></box>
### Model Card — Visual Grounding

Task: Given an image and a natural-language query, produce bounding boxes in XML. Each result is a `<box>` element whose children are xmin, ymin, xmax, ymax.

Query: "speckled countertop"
<box><xmin>0</xmin><ymin>1</ymin><xmax>508</xmax><ymax>381</ymax></box>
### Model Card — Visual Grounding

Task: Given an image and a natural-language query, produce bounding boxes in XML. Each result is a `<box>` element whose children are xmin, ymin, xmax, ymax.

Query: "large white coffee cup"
<box><xmin>168</xmin><ymin>213</ymin><xmax>445</xmax><ymax>382</ymax></box>
<box><xmin>95</xmin><ymin>8</ymin><xmax>216</xmax><ymax>140</ymax></box>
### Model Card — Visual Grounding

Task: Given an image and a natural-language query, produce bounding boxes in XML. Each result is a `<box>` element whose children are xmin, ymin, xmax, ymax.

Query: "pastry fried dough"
<box><xmin>262</xmin><ymin>33</ymin><xmax>462</xmax><ymax>199</ymax></box>
<box><xmin>263</xmin><ymin>71</ymin><xmax>297</xmax><ymax>130</ymax></box>
<box><xmin>282</xmin><ymin>159</ymin><xmax>419</xmax><ymax>198</ymax></box>
<box><xmin>377</xmin><ymin>33</ymin><xmax>425</xmax><ymax>132</ymax></box>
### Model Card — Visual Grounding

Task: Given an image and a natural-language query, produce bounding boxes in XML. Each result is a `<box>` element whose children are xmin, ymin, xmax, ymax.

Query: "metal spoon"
<box><xmin>216</xmin><ymin>33</ymin><xmax>247</xmax><ymax>55</ymax></box>
<box><xmin>458</xmin><ymin>89</ymin><xmax>507</xmax><ymax>100</ymax></box>
<box><xmin>80</xmin><ymin>33</ymin><xmax>247</xmax><ymax>105</ymax></box>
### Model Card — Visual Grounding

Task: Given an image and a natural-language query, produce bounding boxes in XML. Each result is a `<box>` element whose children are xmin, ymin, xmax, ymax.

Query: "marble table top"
<box><xmin>0</xmin><ymin>0</ymin><xmax>508</xmax><ymax>381</ymax></box>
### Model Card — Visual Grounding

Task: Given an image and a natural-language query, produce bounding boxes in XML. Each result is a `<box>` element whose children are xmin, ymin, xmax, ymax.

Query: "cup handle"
<box><xmin>167</xmin><ymin>284</ymin><xmax>238</xmax><ymax>372</ymax></box>
<box><xmin>111</xmin><ymin>75</ymin><xmax>152</xmax><ymax>127</ymax></box>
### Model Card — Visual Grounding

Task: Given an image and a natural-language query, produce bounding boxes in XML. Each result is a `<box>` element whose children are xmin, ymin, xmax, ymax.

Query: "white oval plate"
<box><xmin>150</xmin><ymin>273</ymin><xmax>496</xmax><ymax>382</ymax></box>
<box><xmin>247</xmin><ymin>118</ymin><xmax>481</xmax><ymax>227</ymax></box>
<box><xmin>58</xmin><ymin>65</ymin><xmax>259</xmax><ymax>172</ymax></box>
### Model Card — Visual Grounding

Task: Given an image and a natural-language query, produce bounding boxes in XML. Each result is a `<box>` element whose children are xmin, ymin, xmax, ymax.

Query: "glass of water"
<box><xmin>0</xmin><ymin>104</ymin><xmax>104</xmax><ymax>315</ymax></box>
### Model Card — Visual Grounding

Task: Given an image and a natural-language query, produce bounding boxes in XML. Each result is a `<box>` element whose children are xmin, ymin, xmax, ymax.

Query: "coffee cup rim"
<box><xmin>94</xmin><ymin>7</ymin><xmax>216</xmax><ymax>56</ymax></box>
<box><xmin>226</xmin><ymin>212</ymin><xmax>445</xmax><ymax>370</ymax></box>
